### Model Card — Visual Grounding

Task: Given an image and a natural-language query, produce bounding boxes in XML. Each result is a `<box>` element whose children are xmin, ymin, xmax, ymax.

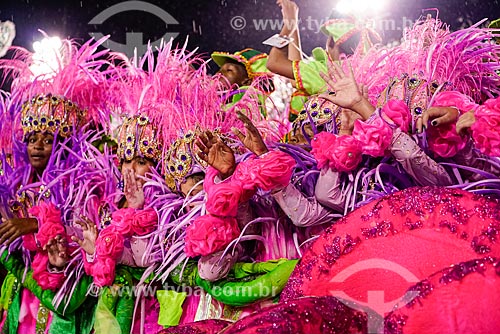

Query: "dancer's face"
<box><xmin>180</xmin><ymin>173</ymin><xmax>204</xmax><ymax>197</ymax></box>
<box><xmin>121</xmin><ymin>156</ymin><xmax>155</xmax><ymax>186</ymax></box>
<box><xmin>27</xmin><ymin>132</ymin><xmax>54</xmax><ymax>174</ymax></box>
<box><xmin>218</xmin><ymin>62</ymin><xmax>250</xmax><ymax>89</ymax></box>
<box><xmin>287</xmin><ymin>123</ymin><xmax>315</xmax><ymax>146</ymax></box>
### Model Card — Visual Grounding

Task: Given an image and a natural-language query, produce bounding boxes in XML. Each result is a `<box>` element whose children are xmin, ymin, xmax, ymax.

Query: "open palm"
<box><xmin>232</xmin><ymin>110</ymin><xmax>269</xmax><ymax>156</ymax></box>
<box><xmin>196</xmin><ymin>131</ymin><xmax>236</xmax><ymax>178</ymax></box>
<box><xmin>71</xmin><ymin>216</ymin><xmax>97</xmax><ymax>255</ymax></box>
<box><xmin>320</xmin><ymin>60</ymin><xmax>363</xmax><ymax>110</ymax></box>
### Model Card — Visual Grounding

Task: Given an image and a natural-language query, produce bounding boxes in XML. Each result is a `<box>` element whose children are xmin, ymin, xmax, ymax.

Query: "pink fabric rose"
<box><xmin>425</xmin><ymin>91</ymin><xmax>476</xmax><ymax>158</ymax></box>
<box><xmin>95</xmin><ymin>226</ymin><xmax>125</xmax><ymax>259</ymax></box>
<box><xmin>32</xmin><ymin>253</ymin><xmax>65</xmax><ymax>291</ymax></box>
<box><xmin>427</xmin><ymin>123</ymin><xmax>467</xmax><ymax>158</ymax></box>
<box><xmin>382</xmin><ymin>99</ymin><xmax>410</xmax><ymax>132</ymax></box>
<box><xmin>28</xmin><ymin>202</ymin><xmax>64</xmax><ymax>247</ymax></box>
<box><xmin>91</xmin><ymin>226</ymin><xmax>125</xmax><ymax>286</ymax></box>
<box><xmin>131</xmin><ymin>208</ymin><xmax>158</xmax><ymax>236</ymax></box>
<box><xmin>22</xmin><ymin>234</ymin><xmax>39</xmax><ymax>252</ymax></box>
<box><xmin>311</xmin><ymin>132</ymin><xmax>337</xmax><ymax>169</ymax></box>
<box><xmin>205</xmin><ymin>182</ymin><xmax>242</xmax><ymax>217</ymax></box>
<box><xmin>251</xmin><ymin>151</ymin><xmax>296</xmax><ymax>191</ymax></box>
<box><xmin>231</xmin><ymin>159</ymin><xmax>259</xmax><ymax>192</ymax></box>
<box><xmin>111</xmin><ymin>208</ymin><xmax>135</xmax><ymax>235</ymax></box>
<box><xmin>352</xmin><ymin>117</ymin><xmax>392</xmax><ymax>157</ymax></box>
<box><xmin>28</xmin><ymin>202</ymin><xmax>61</xmax><ymax>227</ymax></box>
<box><xmin>330</xmin><ymin>135</ymin><xmax>363</xmax><ymax>172</ymax></box>
<box><xmin>471</xmin><ymin>96</ymin><xmax>500</xmax><ymax>157</ymax></box>
<box><xmin>433</xmin><ymin>91</ymin><xmax>478</xmax><ymax>113</ymax></box>
<box><xmin>91</xmin><ymin>256</ymin><xmax>118</xmax><ymax>287</ymax></box>
<box><xmin>230</xmin><ymin>162</ymin><xmax>259</xmax><ymax>202</ymax></box>
<box><xmin>36</xmin><ymin>222</ymin><xmax>65</xmax><ymax>247</ymax></box>
<box><xmin>185</xmin><ymin>215</ymin><xmax>240</xmax><ymax>257</ymax></box>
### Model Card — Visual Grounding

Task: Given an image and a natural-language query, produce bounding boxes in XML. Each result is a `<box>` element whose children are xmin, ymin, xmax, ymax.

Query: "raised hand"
<box><xmin>456</xmin><ymin>110</ymin><xmax>476</xmax><ymax>135</ymax></box>
<box><xmin>196</xmin><ymin>130</ymin><xmax>236</xmax><ymax>179</ymax></box>
<box><xmin>320</xmin><ymin>61</ymin><xmax>362</xmax><ymax>108</ymax></box>
<box><xmin>123</xmin><ymin>169</ymin><xmax>145</xmax><ymax>209</ymax></box>
<box><xmin>71</xmin><ymin>216</ymin><xmax>97</xmax><ymax>255</ymax></box>
<box><xmin>319</xmin><ymin>61</ymin><xmax>375</xmax><ymax>120</ymax></box>
<box><xmin>416</xmin><ymin>106</ymin><xmax>460</xmax><ymax>133</ymax></box>
<box><xmin>46</xmin><ymin>234</ymin><xmax>69</xmax><ymax>268</ymax></box>
<box><xmin>0</xmin><ymin>217</ymin><xmax>38</xmax><ymax>246</ymax></box>
<box><xmin>232</xmin><ymin>110</ymin><xmax>269</xmax><ymax>156</ymax></box>
<box><xmin>277</xmin><ymin>0</ymin><xmax>299</xmax><ymax>33</ymax></box>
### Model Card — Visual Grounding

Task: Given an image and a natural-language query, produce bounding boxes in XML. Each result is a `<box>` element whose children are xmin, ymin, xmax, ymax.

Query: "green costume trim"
<box><xmin>0</xmin><ymin>273</ymin><xmax>17</xmax><ymax>312</ymax></box>
<box><xmin>0</xmin><ymin>251</ymin><xmax>97</xmax><ymax>334</ymax></box>
<box><xmin>170</xmin><ymin>259</ymin><xmax>297</xmax><ymax>307</ymax></box>
<box><xmin>320</xmin><ymin>19</ymin><xmax>357</xmax><ymax>42</ymax></box>
<box><xmin>196</xmin><ymin>259</ymin><xmax>297</xmax><ymax>306</ymax></box>
<box><xmin>95</xmin><ymin>265</ymin><xmax>139</xmax><ymax>334</ymax></box>
<box><xmin>94</xmin><ymin>297</ymin><xmax>122</xmax><ymax>334</ymax></box>
<box><xmin>211</xmin><ymin>48</ymin><xmax>271</xmax><ymax>79</ymax></box>
<box><xmin>294</xmin><ymin>48</ymin><xmax>328</xmax><ymax>96</ymax></box>
<box><xmin>156</xmin><ymin>290</ymin><xmax>186</xmax><ymax>327</ymax></box>
<box><xmin>4</xmin><ymin>283</ymin><xmax>21</xmax><ymax>334</ymax></box>
<box><xmin>170</xmin><ymin>261</ymin><xmax>198</xmax><ymax>287</ymax></box>
<box><xmin>222</xmin><ymin>86</ymin><xmax>268</xmax><ymax>118</ymax></box>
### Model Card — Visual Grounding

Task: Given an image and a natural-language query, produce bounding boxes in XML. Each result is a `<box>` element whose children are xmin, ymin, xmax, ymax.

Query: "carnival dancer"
<box><xmin>0</xmin><ymin>35</ymin><xmax>114</xmax><ymax>334</ymax></box>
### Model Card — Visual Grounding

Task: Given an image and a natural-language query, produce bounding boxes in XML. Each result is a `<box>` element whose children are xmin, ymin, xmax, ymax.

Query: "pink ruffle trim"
<box><xmin>32</xmin><ymin>253</ymin><xmax>65</xmax><ymax>291</ymax></box>
<box><xmin>86</xmin><ymin>208</ymin><xmax>157</xmax><ymax>287</ymax></box>
<box><xmin>352</xmin><ymin>115</ymin><xmax>392</xmax><ymax>157</ymax></box>
<box><xmin>185</xmin><ymin>215</ymin><xmax>240</xmax><ymax>257</ymax></box>
<box><xmin>28</xmin><ymin>202</ymin><xmax>67</xmax><ymax>290</ymax></box>
<box><xmin>382</xmin><ymin>99</ymin><xmax>411</xmax><ymax>132</ymax></box>
<box><xmin>311</xmin><ymin>132</ymin><xmax>363</xmax><ymax>172</ymax></box>
<box><xmin>185</xmin><ymin>150</ymin><xmax>296</xmax><ymax>257</ymax></box>
<box><xmin>428</xmin><ymin>91</ymin><xmax>476</xmax><ymax>158</ymax></box>
<box><xmin>471</xmin><ymin>96</ymin><xmax>500</xmax><ymax>157</ymax></box>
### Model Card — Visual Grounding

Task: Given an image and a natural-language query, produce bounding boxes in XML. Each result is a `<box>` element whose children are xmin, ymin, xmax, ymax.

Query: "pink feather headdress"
<box><xmin>119</xmin><ymin>40</ymin><xmax>246</xmax><ymax>190</ymax></box>
<box><xmin>374</xmin><ymin>16</ymin><xmax>500</xmax><ymax>101</ymax></box>
<box><xmin>106</xmin><ymin>39</ymin><xmax>218</xmax><ymax>166</ymax></box>
<box><xmin>0</xmin><ymin>34</ymin><xmax>115</xmax><ymax>139</ymax></box>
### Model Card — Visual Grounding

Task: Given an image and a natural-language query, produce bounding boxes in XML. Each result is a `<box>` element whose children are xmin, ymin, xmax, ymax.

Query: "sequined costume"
<box><xmin>0</xmin><ymin>36</ymin><xmax>114</xmax><ymax>334</ymax></box>
<box><xmin>191</xmin><ymin>187</ymin><xmax>500</xmax><ymax>333</ymax></box>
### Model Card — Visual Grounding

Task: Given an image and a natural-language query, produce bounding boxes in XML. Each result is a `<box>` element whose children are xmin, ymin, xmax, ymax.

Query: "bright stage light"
<box><xmin>30</xmin><ymin>36</ymin><xmax>63</xmax><ymax>78</ymax></box>
<box><xmin>336</xmin><ymin>0</ymin><xmax>386</xmax><ymax>17</ymax></box>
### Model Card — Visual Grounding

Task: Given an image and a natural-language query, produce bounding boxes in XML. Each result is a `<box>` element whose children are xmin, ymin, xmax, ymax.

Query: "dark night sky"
<box><xmin>1</xmin><ymin>0</ymin><xmax>500</xmax><ymax>72</ymax></box>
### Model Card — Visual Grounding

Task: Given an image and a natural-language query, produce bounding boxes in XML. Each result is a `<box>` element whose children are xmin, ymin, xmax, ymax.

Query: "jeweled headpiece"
<box><xmin>164</xmin><ymin>128</ymin><xmax>210</xmax><ymax>190</ymax></box>
<box><xmin>0</xmin><ymin>35</ymin><xmax>115</xmax><ymax>144</ymax></box>
<box><xmin>20</xmin><ymin>93</ymin><xmax>86</xmax><ymax>139</ymax></box>
<box><xmin>116</xmin><ymin>114</ymin><xmax>162</xmax><ymax>162</ymax></box>
<box><xmin>284</xmin><ymin>95</ymin><xmax>342</xmax><ymax>143</ymax></box>
<box><xmin>295</xmin><ymin>95</ymin><xmax>339</xmax><ymax>125</ymax></box>
<box><xmin>376</xmin><ymin>73</ymin><xmax>451</xmax><ymax>133</ymax></box>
